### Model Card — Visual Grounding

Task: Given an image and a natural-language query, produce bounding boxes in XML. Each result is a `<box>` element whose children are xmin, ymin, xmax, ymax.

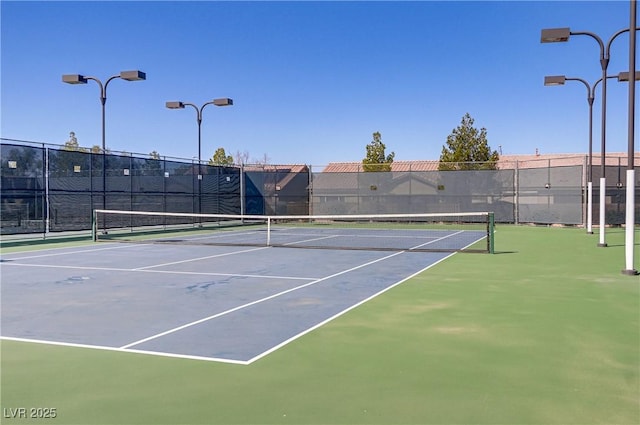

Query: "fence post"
<box><xmin>240</xmin><ymin>163</ymin><xmax>245</xmax><ymax>215</ymax></box>
<box><xmin>163</xmin><ymin>156</ymin><xmax>167</xmax><ymax>214</ymax></box>
<box><xmin>514</xmin><ymin>160</ymin><xmax>519</xmax><ymax>225</ymax></box>
<box><xmin>489</xmin><ymin>212</ymin><xmax>495</xmax><ymax>254</ymax></box>
<box><xmin>357</xmin><ymin>163</ymin><xmax>360</xmax><ymax>214</ymax></box>
<box><xmin>91</xmin><ymin>209</ymin><xmax>97</xmax><ymax>242</ymax></box>
<box><xmin>547</xmin><ymin>159</ymin><xmax>551</xmax><ymax>224</ymax></box>
<box><xmin>90</xmin><ymin>149</ymin><xmax>94</xmax><ymax>229</ymax></box>
<box><xmin>308</xmin><ymin>164</ymin><xmax>313</xmax><ymax>216</ymax></box>
<box><xmin>409</xmin><ymin>163</ymin><xmax>413</xmax><ymax>213</ymax></box>
<box><xmin>43</xmin><ymin>145</ymin><xmax>50</xmax><ymax>237</ymax></box>
<box><xmin>585</xmin><ymin>155</ymin><xmax>593</xmax><ymax>233</ymax></box>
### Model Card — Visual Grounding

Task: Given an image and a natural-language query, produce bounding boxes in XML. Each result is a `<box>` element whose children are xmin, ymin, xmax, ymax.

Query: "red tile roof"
<box><xmin>321</xmin><ymin>153</ymin><xmax>639</xmax><ymax>172</ymax></box>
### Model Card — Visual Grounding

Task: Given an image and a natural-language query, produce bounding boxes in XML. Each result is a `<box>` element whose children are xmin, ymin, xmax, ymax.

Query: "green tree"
<box><xmin>438</xmin><ymin>113</ymin><xmax>499</xmax><ymax>171</ymax></box>
<box><xmin>149</xmin><ymin>151</ymin><xmax>161</xmax><ymax>160</ymax></box>
<box><xmin>362</xmin><ymin>131</ymin><xmax>394</xmax><ymax>172</ymax></box>
<box><xmin>209</xmin><ymin>147</ymin><xmax>234</xmax><ymax>166</ymax></box>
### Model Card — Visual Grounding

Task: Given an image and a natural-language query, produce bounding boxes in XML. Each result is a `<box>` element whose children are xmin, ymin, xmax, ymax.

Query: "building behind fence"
<box><xmin>1</xmin><ymin>139</ymin><xmax>638</xmax><ymax>236</ymax></box>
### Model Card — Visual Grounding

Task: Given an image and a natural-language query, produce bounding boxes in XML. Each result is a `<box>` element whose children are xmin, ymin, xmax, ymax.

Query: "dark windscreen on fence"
<box><xmin>0</xmin><ymin>143</ymin><xmax>242</xmax><ymax>235</ymax></box>
<box><xmin>1</xmin><ymin>140</ymin><xmax>638</xmax><ymax>236</ymax></box>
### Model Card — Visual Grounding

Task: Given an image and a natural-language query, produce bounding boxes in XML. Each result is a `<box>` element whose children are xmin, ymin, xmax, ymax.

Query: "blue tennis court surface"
<box><xmin>1</xmin><ymin>241</ymin><xmax>464</xmax><ymax>364</ymax></box>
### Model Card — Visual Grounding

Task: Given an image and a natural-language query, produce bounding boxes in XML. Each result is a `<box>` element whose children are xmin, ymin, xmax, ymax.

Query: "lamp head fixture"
<box><xmin>541</xmin><ymin>28</ymin><xmax>571</xmax><ymax>43</ymax></box>
<box><xmin>544</xmin><ymin>75</ymin><xmax>566</xmax><ymax>86</ymax></box>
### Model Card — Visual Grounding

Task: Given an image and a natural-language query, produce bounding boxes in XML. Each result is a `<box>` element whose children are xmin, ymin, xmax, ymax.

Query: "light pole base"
<box><xmin>597</xmin><ymin>243</ymin><xmax>608</xmax><ymax>247</ymax></box>
<box><xmin>621</xmin><ymin>269</ymin><xmax>639</xmax><ymax>276</ymax></box>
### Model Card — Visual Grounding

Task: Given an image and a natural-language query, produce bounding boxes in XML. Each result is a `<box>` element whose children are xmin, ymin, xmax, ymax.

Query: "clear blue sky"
<box><xmin>1</xmin><ymin>0</ymin><xmax>637</xmax><ymax>165</ymax></box>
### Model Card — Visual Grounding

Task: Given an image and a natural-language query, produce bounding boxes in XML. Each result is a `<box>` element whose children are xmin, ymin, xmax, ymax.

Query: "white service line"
<box><xmin>1</xmin><ymin>263</ymin><xmax>140</xmax><ymax>273</ymax></box>
<box><xmin>2</xmin><ymin>248</ymin><xmax>464</xmax><ymax>365</ymax></box>
<box><xmin>133</xmin><ymin>246</ymin><xmax>269</xmax><ymax>270</ymax></box>
<box><xmin>167</xmin><ymin>229</ymin><xmax>266</xmax><ymax>242</ymax></box>
<box><xmin>1</xmin><ymin>261</ymin><xmax>316</xmax><ymax>281</ymax></box>
<box><xmin>247</xmin><ymin>250</ymin><xmax>458</xmax><ymax>364</ymax></box>
<box><xmin>3</xmin><ymin>243</ymin><xmax>134</xmax><ymax>261</ymax></box>
<box><xmin>409</xmin><ymin>230</ymin><xmax>465</xmax><ymax>250</ymax></box>
<box><xmin>119</xmin><ymin>250</ymin><xmax>405</xmax><ymax>350</ymax></box>
<box><xmin>282</xmin><ymin>234</ymin><xmax>341</xmax><ymax>246</ymax></box>
<box><xmin>140</xmin><ymin>268</ymin><xmax>316</xmax><ymax>281</ymax></box>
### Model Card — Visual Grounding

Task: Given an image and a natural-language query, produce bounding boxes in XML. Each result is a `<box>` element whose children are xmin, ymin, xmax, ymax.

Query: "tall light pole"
<box><xmin>541</xmin><ymin>27</ymin><xmax>635</xmax><ymax>247</ymax></box>
<box><xmin>544</xmin><ymin>72</ymin><xmax>636</xmax><ymax>234</ymax></box>
<box><xmin>166</xmin><ymin>98</ymin><xmax>233</xmax><ymax>215</ymax></box>
<box><xmin>62</xmin><ymin>70</ymin><xmax>146</xmax><ymax>217</ymax></box>
<box><xmin>623</xmin><ymin>0</ymin><xmax>638</xmax><ymax>276</ymax></box>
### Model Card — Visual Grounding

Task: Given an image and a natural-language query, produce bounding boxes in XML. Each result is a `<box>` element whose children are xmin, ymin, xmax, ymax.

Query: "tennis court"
<box><xmin>2</xmin><ymin>226</ymin><xmax>639</xmax><ymax>424</ymax></box>
<box><xmin>1</xmin><ymin>216</ymin><xmax>487</xmax><ymax>364</ymax></box>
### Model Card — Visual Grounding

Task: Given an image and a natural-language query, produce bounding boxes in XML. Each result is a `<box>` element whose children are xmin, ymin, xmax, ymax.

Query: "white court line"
<box><xmin>409</xmin><ymin>230</ymin><xmax>465</xmax><ymax>250</ymax></box>
<box><xmin>133</xmin><ymin>246</ymin><xmax>269</xmax><ymax>270</ymax></box>
<box><xmin>3</xmin><ymin>231</ymin><xmax>491</xmax><ymax>364</ymax></box>
<box><xmin>152</xmin><ymin>229</ymin><xmax>266</xmax><ymax>243</ymax></box>
<box><xmin>245</xmin><ymin>230</ymin><xmax>488</xmax><ymax>364</ymax></box>
<box><xmin>283</xmin><ymin>234</ymin><xmax>342</xmax><ymax>246</ymax></box>
<box><xmin>119</xmin><ymin>251</ymin><xmax>405</xmax><ymax>350</ymax></box>
<box><xmin>2</xmin><ymin>243</ymin><xmax>134</xmax><ymax>261</ymax></box>
<box><xmin>271</xmin><ymin>228</ymin><xmax>468</xmax><ymax>247</ymax></box>
<box><xmin>2</xmin><ymin>248</ymin><xmax>466</xmax><ymax>365</ymax></box>
<box><xmin>191</xmin><ymin>229</ymin><xmax>266</xmax><ymax>239</ymax></box>
<box><xmin>1</xmin><ymin>262</ymin><xmax>316</xmax><ymax>281</ymax></box>
<box><xmin>1</xmin><ymin>263</ymin><xmax>144</xmax><ymax>273</ymax></box>
<box><xmin>281</xmin><ymin>229</ymin><xmax>467</xmax><ymax>248</ymax></box>
<box><xmin>141</xmin><ymin>269</ymin><xmax>316</xmax><ymax>281</ymax></box>
<box><xmin>275</xmin><ymin>231</ymin><xmax>441</xmax><ymax>240</ymax></box>
<box><xmin>0</xmin><ymin>336</ymin><xmax>249</xmax><ymax>365</ymax></box>
<box><xmin>3</xmin><ymin>245</ymin><xmax>315</xmax><ymax>280</ymax></box>
<box><xmin>246</xmin><ymin>250</ymin><xmax>457</xmax><ymax>364</ymax></box>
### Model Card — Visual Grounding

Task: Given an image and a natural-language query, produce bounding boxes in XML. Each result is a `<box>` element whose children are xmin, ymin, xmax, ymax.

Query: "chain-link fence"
<box><xmin>1</xmin><ymin>139</ymin><xmax>638</xmax><ymax>236</ymax></box>
<box><xmin>311</xmin><ymin>169</ymin><xmax>516</xmax><ymax>221</ymax></box>
<box><xmin>310</xmin><ymin>157</ymin><xmax>639</xmax><ymax>226</ymax></box>
<box><xmin>1</xmin><ymin>142</ymin><xmax>240</xmax><ymax>235</ymax></box>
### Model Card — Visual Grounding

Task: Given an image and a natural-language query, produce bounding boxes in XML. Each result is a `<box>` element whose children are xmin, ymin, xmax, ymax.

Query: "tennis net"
<box><xmin>93</xmin><ymin>209</ymin><xmax>495</xmax><ymax>253</ymax></box>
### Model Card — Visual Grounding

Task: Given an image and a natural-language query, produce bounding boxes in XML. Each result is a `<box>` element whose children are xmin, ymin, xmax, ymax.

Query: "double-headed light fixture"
<box><xmin>165</xmin><ymin>98</ymin><xmax>234</xmax><ymax>215</ymax></box>
<box><xmin>62</xmin><ymin>71</ymin><xmax>146</xmax><ymax>151</ymax></box>
<box><xmin>165</xmin><ymin>97</ymin><xmax>234</xmax><ymax>170</ymax></box>
<box><xmin>62</xmin><ymin>70</ymin><xmax>146</xmax><ymax>217</ymax></box>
